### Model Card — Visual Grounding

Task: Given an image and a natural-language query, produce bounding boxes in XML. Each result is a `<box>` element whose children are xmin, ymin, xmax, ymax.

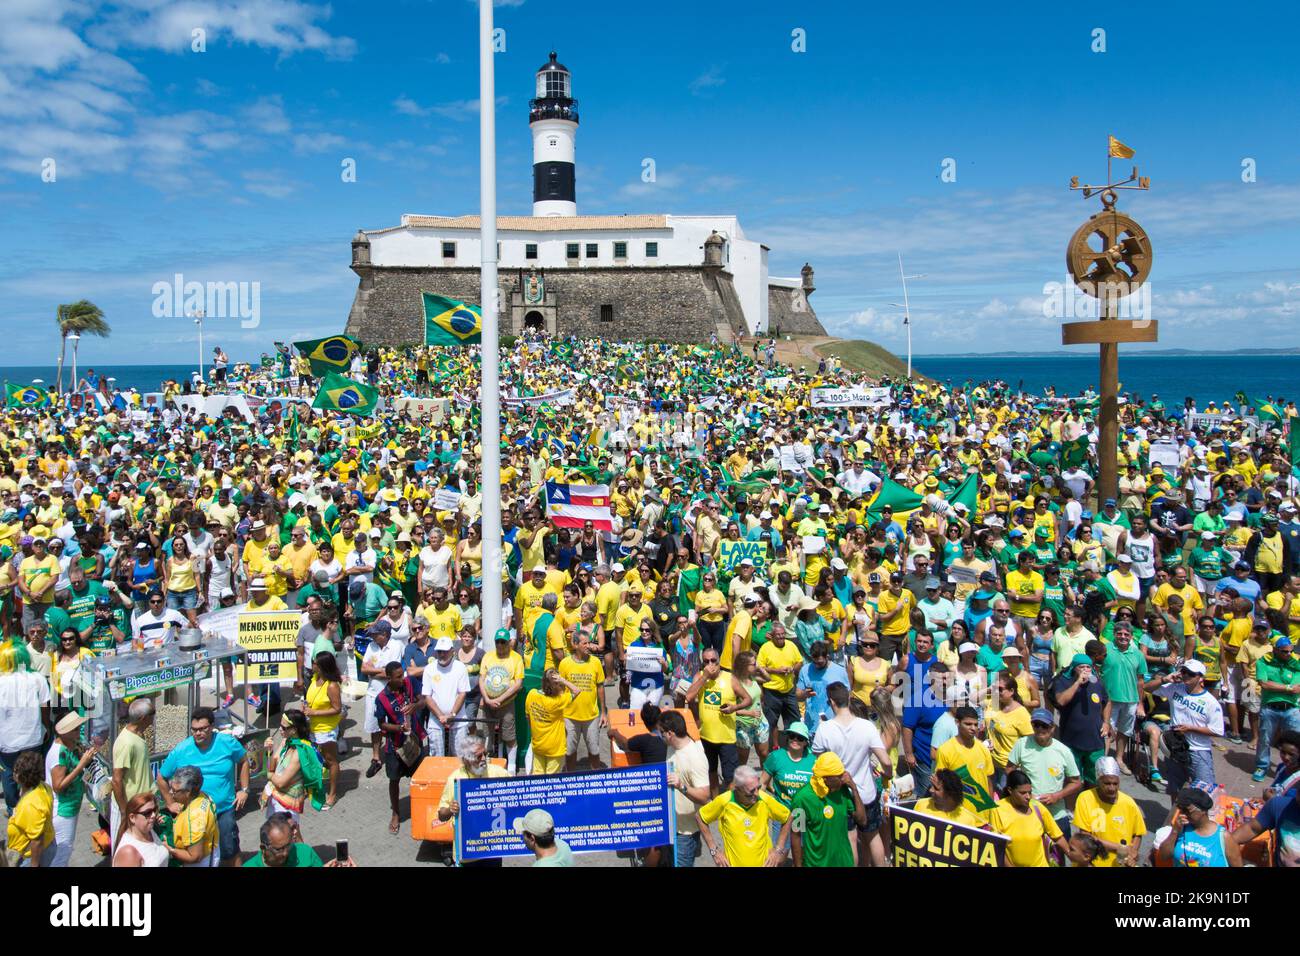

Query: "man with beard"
<box><xmin>437</xmin><ymin>732</ymin><xmax>512</xmax><ymax>867</ymax></box>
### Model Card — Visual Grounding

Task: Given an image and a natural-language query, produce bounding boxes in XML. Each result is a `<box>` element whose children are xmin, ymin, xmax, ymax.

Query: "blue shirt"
<box><xmin>1254</xmin><ymin>791</ymin><xmax>1300</xmax><ymax>867</ymax></box>
<box><xmin>902</xmin><ymin>698</ymin><xmax>947</xmax><ymax>765</ymax></box>
<box><xmin>1214</xmin><ymin>575</ymin><xmax>1261</xmax><ymax>605</ymax></box>
<box><xmin>159</xmin><ymin>732</ymin><xmax>247</xmax><ymax>814</ymax></box>
<box><xmin>794</xmin><ymin>662</ymin><xmax>848</xmax><ymax>738</ymax></box>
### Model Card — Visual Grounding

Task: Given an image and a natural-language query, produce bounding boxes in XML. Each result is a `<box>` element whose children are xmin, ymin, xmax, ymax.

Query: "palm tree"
<box><xmin>55</xmin><ymin>300</ymin><xmax>110</xmax><ymax>393</ymax></box>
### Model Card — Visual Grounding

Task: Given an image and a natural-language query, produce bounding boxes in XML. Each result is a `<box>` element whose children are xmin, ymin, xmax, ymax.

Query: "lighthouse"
<box><xmin>530</xmin><ymin>52</ymin><xmax>578</xmax><ymax>216</ymax></box>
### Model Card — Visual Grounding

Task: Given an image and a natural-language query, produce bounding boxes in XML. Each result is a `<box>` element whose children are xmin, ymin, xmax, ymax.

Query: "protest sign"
<box><xmin>889</xmin><ymin>804</ymin><xmax>1008</xmax><ymax>867</ymax></box>
<box><xmin>434</xmin><ymin>488</ymin><xmax>462</xmax><ymax>512</ymax></box>
<box><xmin>455</xmin><ymin>764</ymin><xmax>674</xmax><ymax>862</ymax></box>
<box><xmin>1147</xmin><ymin>441</ymin><xmax>1181</xmax><ymax>471</ymax></box>
<box><xmin>718</xmin><ymin>539</ymin><xmax>769</xmax><ymax>575</ymax></box>
<box><xmin>809</xmin><ymin>386</ymin><xmax>891</xmax><ymax>409</ymax></box>
<box><xmin>236</xmin><ymin>610</ymin><xmax>301</xmax><ymax>684</ymax></box>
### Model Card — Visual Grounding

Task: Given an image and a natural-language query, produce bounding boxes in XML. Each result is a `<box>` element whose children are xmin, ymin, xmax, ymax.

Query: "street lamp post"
<box><xmin>190</xmin><ymin>310</ymin><xmax>206</xmax><ymax>383</ymax></box>
<box><xmin>478</xmin><ymin>0</ymin><xmax>503</xmax><ymax>643</ymax></box>
<box><xmin>895</xmin><ymin>253</ymin><xmax>926</xmax><ymax>380</ymax></box>
<box><xmin>67</xmin><ymin>333</ymin><xmax>81</xmax><ymax>392</ymax></box>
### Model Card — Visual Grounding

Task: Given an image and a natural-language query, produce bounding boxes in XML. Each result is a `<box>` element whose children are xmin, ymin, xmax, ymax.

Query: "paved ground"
<box><xmin>61</xmin><ymin>676</ymin><xmax>1271</xmax><ymax>868</ymax></box>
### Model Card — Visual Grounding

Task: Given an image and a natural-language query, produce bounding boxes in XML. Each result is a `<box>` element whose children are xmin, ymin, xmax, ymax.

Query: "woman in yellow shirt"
<box><xmin>304</xmin><ymin>652</ymin><xmax>343</xmax><ymax>808</ymax></box>
<box><xmin>985</xmin><ymin>672</ymin><xmax>1034</xmax><ymax>779</ymax></box>
<box><xmin>525</xmin><ymin>670</ymin><xmax>580</xmax><ymax>774</ymax></box>
<box><xmin>987</xmin><ymin>770</ymin><xmax>1070</xmax><ymax>867</ymax></box>
<box><xmin>162</xmin><ymin>536</ymin><xmax>203</xmax><ymax>627</ymax></box>
<box><xmin>846</xmin><ymin>636</ymin><xmax>890</xmax><ymax>707</ymax></box>
<box><xmin>164</xmin><ymin>765</ymin><xmax>220</xmax><ymax>866</ymax></box>
<box><xmin>5</xmin><ymin>751</ymin><xmax>54</xmax><ymax>867</ymax></box>
<box><xmin>456</xmin><ymin>523</ymin><xmax>483</xmax><ymax>588</ymax></box>
<box><xmin>692</xmin><ymin>572</ymin><xmax>729</xmax><ymax>657</ymax></box>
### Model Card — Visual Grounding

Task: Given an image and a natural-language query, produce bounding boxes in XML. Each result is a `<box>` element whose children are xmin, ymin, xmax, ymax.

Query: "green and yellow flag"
<box><xmin>423</xmin><ymin>293</ymin><xmax>481</xmax><ymax>346</ymax></box>
<box><xmin>4</xmin><ymin>383</ymin><xmax>50</xmax><ymax>409</ymax></box>
<box><xmin>294</xmin><ymin>334</ymin><xmax>360</xmax><ymax>376</ymax></box>
<box><xmin>1108</xmin><ymin>135</ymin><xmax>1135</xmax><ymax>159</ymax></box>
<box><xmin>312</xmin><ymin>372</ymin><xmax>378</xmax><ymax>417</ymax></box>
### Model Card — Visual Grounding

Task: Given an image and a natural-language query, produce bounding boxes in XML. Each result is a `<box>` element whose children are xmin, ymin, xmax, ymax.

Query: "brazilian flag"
<box><xmin>294</xmin><ymin>335</ymin><xmax>360</xmax><ymax>376</ymax></box>
<box><xmin>954</xmin><ymin>765</ymin><xmax>997</xmax><ymax>813</ymax></box>
<box><xmin>423</xmin><ymin>293</ymin><xmax>481</xmax><ymax>346</ymax></box>
<box><xmin>312</xmin><ymin>372</ymin><xmax>378</xmax><ymax>417</ymax></box>
<box><xmin>1059</xmin><ymin>436</ymin><xmax>1090</xmax><ymax>469</ymax></box>
<box><xmin>4</xmin><ymin>383</ymin><xmax>50</xmax><ymax>409</ymax></box>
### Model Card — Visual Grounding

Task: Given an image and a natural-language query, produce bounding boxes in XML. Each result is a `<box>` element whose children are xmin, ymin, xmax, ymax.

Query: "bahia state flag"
<box><xmin>423</xmin><ymin>292</ymin><xmax>482</xmax><ymax>346</ymax></box>
<box><xmin>312</xmin><ymin>371</ymin><xmax>378</xmax><ymax>416</ymax></box>
<box><xmin>294</xmin><ymin>334</ymin><xmax>360</xmax><ymax>377</ymax></box>
<box><xmin>5</xmin><ymin>383</ymin><xmax>51</xmax><ymax>409</ymax></box>
<box><xmin>543</xmin><ymin>480</ymin><xmax>614</xmax><ymax>531</ymax></box>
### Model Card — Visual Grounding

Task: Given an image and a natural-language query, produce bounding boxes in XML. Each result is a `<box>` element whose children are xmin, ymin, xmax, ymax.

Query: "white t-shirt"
<box><xmin>419</xmin><ymin>545</ymin><xmax>453</xmax><ymax>590</ymax></box>
<box><xmin>1157</xmin><ymin>683</ymin><xmax>1225</xmax><ymax>751</ymax></box>
<box><xmin>345</xmin><ymin>549</ymin><xmax>375</xmax><ymax>584</ymax></box>
<box><xmin>361</xmin><ymin>639</ymin><xmax>405</xmax><ymax>695</ymax></box>
<box><xmin>421</xmin><ymin>659</ymin><xmax>470</xmax><ymax>718</ymax></box>
<box><xmin>0</xmin><ymin>672</ymin><xmax>51</xmax><ymax>750</ymax></box>
<box><xmin>131</xmin><ymin>608</ymin><xmax>187</xmax><ymax>649</ymax></box>
<box><xmin>310</xmin><ymin>558</ymin><xmax>342</xmax><ymax>583</ymax></box>
<box><xmin>811</xmin><ymin>715</ymin><xmax>885</xmax><ymax>804</ymax></box>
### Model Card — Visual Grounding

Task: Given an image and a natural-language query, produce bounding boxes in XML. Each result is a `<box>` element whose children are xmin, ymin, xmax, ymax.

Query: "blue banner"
<box><xmin>455</xmin><ymin>764</ymin><xmax>674</xmax><ymax>862</ymax></box>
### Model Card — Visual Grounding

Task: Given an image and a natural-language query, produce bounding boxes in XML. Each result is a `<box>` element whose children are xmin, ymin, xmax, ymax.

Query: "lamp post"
<box><xmin>67</xmin><ymin>333</ymin><xmax>81</xmax><ymax>392</ymax></box>
<box><xmin>895</xmin><ymin>253</ymin><xmax>926</xmax><ymax>379</ymax></box>
<box><xmin>189</xmin><ymin>310</ymin><xmax>206</xmax><ymax>383</ymax></box>
<box><xmin>478</xmin><ymin>0</ymin><xmax>503</xmax><ymax>644</ymax></box>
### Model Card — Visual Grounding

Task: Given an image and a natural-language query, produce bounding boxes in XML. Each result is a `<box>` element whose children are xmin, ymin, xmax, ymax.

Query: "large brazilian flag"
<box><xmin>312</xmin><ymin>372</ymin><xmax>378</xmax><ymax>417</ymax></box>
<box><xmin>423</xmin><ymin>293</ymin><xmax>481</xmax><ymax>346</ymax></box>
<box><xmin>294</xmin><ymin>334</ymin><xmax>361</xmax><ymax>376</ymax></box>
<box><xmin>5</xmin><ymin>383</ymin><xmax>51</xmax><ymax>409</ymax></box>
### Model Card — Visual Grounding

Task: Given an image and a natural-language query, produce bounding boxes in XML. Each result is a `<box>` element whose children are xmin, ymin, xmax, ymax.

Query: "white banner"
<box><xmin>778</xmin><ymin>443</ymin><xmax>814</xmax><ymax>474</ymax></box>
<box><xmin>1148</xmin><ymin>441</ymin><xmax>1182</xmax><ymax>471</ymax></box>
<box><xmin>809</xmin><ymin>386</ymin><xmax>891</xmax><ymax>409</ymax></box>
<box><xmin>434</xmin><ymin>488</ymin><xmax>462</xmax><ymax>511</ymax></box>
<box><xmin>764</xmin><ymin>376</ymin><xmax>791</xmax><ymax>391</ymax></box>
<box><xmin>393</xmin><ymin>396</ymin><xmax>449</xmax><ymax>422</ymax></box>
<box><xmin>175</xmin><ymin>393</ymin><xmax>255</xmax><ymax>422</ymax></box>
<box><xmin>503</xmin><ymin>387</ymin><xmax>575</xmax><ymax>408</ymax></box>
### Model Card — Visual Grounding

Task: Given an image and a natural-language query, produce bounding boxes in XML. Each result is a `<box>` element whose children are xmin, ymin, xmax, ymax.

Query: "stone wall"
<box><xmin>345</xmin><ymin>264</ymin><xmax>749</xmax><ymax>344</ymax></box>
<box><xmin>767</xmin><ymin>284</ymin><xmax>826</xmax><ymax>336</ymax></box>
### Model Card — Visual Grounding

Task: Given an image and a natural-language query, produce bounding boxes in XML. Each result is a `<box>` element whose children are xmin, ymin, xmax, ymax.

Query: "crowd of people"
<box><xmin>1</xmin><ymin>331</ymin><xmax>1297</xmax><ymax>869</ymax></box>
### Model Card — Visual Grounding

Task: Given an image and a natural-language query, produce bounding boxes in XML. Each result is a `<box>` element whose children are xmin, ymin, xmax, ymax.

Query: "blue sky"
<box><xmin>2</xmin><ymin>0</ymin><xmax>1298</xmax><ymax>367</ymax></box>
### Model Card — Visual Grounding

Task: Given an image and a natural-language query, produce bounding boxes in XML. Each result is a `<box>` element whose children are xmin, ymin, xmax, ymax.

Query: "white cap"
<box><xmin>759</xmin><ymin>511</ymin><xmax>773</xmax><ymax>520</ymax></box>
<box><xmin>831</xmin><ymin>557</ymin><xmax>848</xmax><ymax>570</ymax></box>
<box><xmin>1117</xmin><ymin>554</ymin><xmax>1132</xmax><ymax>563</ymax></box>
<box><xmin>739</xmin><ymin>558</ymin><xmax>755</xmax><ymax>567</ymax></box>
<box><xmin>249</xmin><ymin>576</ymin><xmax>266</xmax><ymax>589</ymax></box>
<box><xmin>433</xmin><ymin>637</ymin><xmax>455</xmax><ymax>652</ymax></box>
<box><xmin>957</xmin><ymin>642</ymin><xmax>980</xmax><ymax>655</ymax></box>
<box><xmin>1179</xmin><ymin>659</ymin><xmax>1207</xmax><ymax>676</ymax></box>
<box><xmin>530</xmin><ymin>565</ymin><xmax>547</xmax><ymax>575</ymax></box>
<box><xmin>818</xmin><ymin>504</ymin><xmax>831</xmax><ymax>514</ymax></box>
<box><xmin>612</xmin><ymin>562</ymin><xmax>625</xmax><ymax>573</ymax></box>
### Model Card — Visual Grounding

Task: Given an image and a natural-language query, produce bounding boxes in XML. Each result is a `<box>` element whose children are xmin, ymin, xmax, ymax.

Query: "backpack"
<box><xmin>286</xmin><ymin>739</ymin><xmax>328</xmax><ymax>812</ymax></box>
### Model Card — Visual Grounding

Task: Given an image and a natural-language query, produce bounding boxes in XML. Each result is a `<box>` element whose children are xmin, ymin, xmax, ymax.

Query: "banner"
<box><xmin>764</xmin><ymin>376</ymin><xmax>791</xmax><ymax>391</ymax></box>
<box><xmin>455</xmin><ymin>764</ymin><xmax>674</xmax><ymax>862</ymax></box>
<box><xmin>392</xmin><ymin>396</ymin><xmax>449</xmax><ymax>422</ymax></box>
<box><xmin>809</xmin><ymin>386</ymin><xmax>891</xmax><ymax>409</ymax></box>
<box><xmin>718</xmin><ymin>539</ymin><xmax>769</xmax><ymax>576</ymax></box>
<box><xmin>778</xmin><ymin>443</ymin><xmax>814</xmax><ymax>474</ymax></box>
<box><xmin>889</xmin><ymin>804</ymin><xmax>1008</xmax><ymax>867</ymax></box>
<box><xmin>503</xmin><ymin>388</ymin><xmax>575</xmax><ymax>408</ymax></box>
<box><xmin>237</xmin><ymin>610</ymin><xmax>301</xmax><ymax>684</ymax></box>
<box><xmin>433</xmin><ymin>488</ymin><xmax>462</xmax><ymax>512</ymax></box>
<box><xmin>174</xmin><ymin>394</ymin><xmax>256</xmax><ymax>422</ymax></box>
<box><xmin>1147</xmin><ymin>440</ymin><xmax>1181</xmax><ymax>471</ymax></box>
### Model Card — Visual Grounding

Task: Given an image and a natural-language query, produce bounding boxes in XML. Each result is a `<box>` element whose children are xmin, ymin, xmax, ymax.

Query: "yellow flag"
<box><xmin>1108</xmin><ymin>135</ymin><xmax>1135</xmax><ymax>159</ymax></box>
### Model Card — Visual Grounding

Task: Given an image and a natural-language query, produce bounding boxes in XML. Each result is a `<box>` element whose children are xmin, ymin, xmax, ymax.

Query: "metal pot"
<box><xmin>177</xmin><ymin>627</ymin><xmax>205</xmax><ymax>651</ymax></box>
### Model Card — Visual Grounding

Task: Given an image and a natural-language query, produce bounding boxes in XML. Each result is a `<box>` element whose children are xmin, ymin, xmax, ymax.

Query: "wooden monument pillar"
<box><xmin>1063</xmin><ymin>159</ymin><xmax>1156</xmax><ymax>503</ymax></box>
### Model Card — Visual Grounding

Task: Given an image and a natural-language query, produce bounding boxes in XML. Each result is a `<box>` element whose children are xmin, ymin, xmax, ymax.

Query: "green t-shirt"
<box><xmin>1255</xmin><ymin>653</ymin><xmax>1300</xmax><ymax>706</ymax></box>
<box><xmin>790</xmin><ymin>783</ymin><xmax>855</xmax><ymax>867</ymax></box>
<box><xmin>1102</xmin><ymin>643</ymin><xmax>1149</xmax><ymax>704</ymax></box>
<box><xmin>762</xmin><ymin>748</ymin><xmax>815</xmax><ymax>807</ymax></box>
<box><xmin>1006</xmin><ymin>736</ymin><xmax>1079</xmax><ymax>821</ymax></box>
<box><xmin>44</xmin><ymin>605</ymin><xmax>75</xmax><ymax>638</ymax></box>
<box><xmin>1189</xmin><ymin>546</ymin><xmax>1230</xmax><ymax>581</ymax></box>
<box><xmin>532</xmin><ymin>837</ymin><xmax>574</xmax><ymax>867</ymax></box>
<box><xmin>66</xmin><ymin>581</ymin><xmax>107</xmax><ymax>632</ymax></box>
<box><xmin>53</xmin><ymin>745</ymin><xmax>85</xmax><ymax>818</ymax></box>
<box><xmin>242</xmin><ymin>842</ymin><xmax>324</xmax><ymax>867</ymax></box>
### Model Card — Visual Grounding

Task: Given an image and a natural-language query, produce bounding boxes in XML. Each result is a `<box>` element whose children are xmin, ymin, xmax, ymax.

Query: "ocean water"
<box><xmin>2</xmin><ymin>353</ymin><xmax>1293</xmax><ymax>408</ymax></box>
<box><xmin>912</xmin><ymin>353</ymin><xmax>1299</xmax><ymax>407</ymax></box>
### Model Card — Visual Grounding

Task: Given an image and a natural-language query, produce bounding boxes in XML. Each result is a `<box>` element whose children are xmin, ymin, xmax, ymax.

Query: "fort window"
<box><xmin>645</xmin><ymin>241</ymin><xmax>658</xmax><ymax>258</ymax></box>
<box><xmin>566</xmin><ymin>242</ymin><xmax>580</xmax><ymax>259</ymax></box>
<box><xmin>585</xmin><ymin>243</ymin><xmax>598</xmax><ymax>258</ymax></box>
<box><xmin>525</xmin><ymin>243</ymin><xmax>539</xmax><ymax>260</ymax></box>
<box><xmin>600</xmin><ymin>304</ymin><xmax>614</xmax><ymax>323</ymax></box>
<box><xmin>613</xmin><ymin>241</ymin><xmax>627</xmax><ymax>260</ymax></box>
<box><xmin>441</xmin><ymin>241</ymin><xmax>456</xmax><ymax>259</ymax></box>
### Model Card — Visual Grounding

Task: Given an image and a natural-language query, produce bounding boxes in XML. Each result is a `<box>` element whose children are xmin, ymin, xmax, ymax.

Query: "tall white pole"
<box><xmin>197</xmin><ymin>315</ymin><xmax>205</xmax><ymax>382</ymax></box>
<box><xmin>478</xmin><ymin>0</ymin><xmax>503</xmax><ymax>641</ymax></box>
<box><xmin>898</xmin><ymin>252</ymin><xmax>913</xmax><ymax>380</ymax></box>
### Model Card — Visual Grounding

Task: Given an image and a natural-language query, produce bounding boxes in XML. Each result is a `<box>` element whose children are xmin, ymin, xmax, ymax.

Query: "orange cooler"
<box><xmin>409</xmin><ymin>755</ymin><xmax>507</xmax><ymax>842</ymax></box>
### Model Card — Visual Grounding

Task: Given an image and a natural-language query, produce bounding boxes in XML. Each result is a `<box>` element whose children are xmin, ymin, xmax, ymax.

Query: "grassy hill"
<box><xmin>815</xmin><ymin>339</ymin><xmax>916</xmax><ymax>380</ymax></box>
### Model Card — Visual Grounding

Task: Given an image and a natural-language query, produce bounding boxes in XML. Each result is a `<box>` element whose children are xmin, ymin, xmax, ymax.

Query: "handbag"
<box><xmin>396</xmin><ymin>733</ymin><xmax>422</xmax><ymax>767</ymax></box>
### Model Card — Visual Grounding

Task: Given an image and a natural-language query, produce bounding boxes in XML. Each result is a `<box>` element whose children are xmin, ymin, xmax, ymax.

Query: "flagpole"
<box><xmin>478</xmin><ymin>0</ymin><xmax>503</xmax><ymax>644</ymax></box>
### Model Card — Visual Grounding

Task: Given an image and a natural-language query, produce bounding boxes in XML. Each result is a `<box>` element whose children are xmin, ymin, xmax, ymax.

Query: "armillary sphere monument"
<box><xmin>1063</xmin><ymin>137</ymin><xmax>1156</xmax><ymax>503</ymax></box>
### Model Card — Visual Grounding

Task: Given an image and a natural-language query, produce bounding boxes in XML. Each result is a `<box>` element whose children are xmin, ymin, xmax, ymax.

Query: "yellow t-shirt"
<box><xmin>912</xmin><ymin>797</ymin><xmax>986</xmax><ymax>829</ymax></box>
<box><xmin>613</xmin><ymin>603</ymin><xmax>654</xmax><ymax>651</ymax></box>
<box><xmin>5</xmin><ymin>783</ymin><xmax>54</xmax><ymax>857</ymax></box>
<box><xmin>515</xmin><ymin>580</ymin><xmax>558</xmax><ymax>637</ymax></box>
<box><xmin>1220</xmin><ymin>616</ymin><xmax>1251</xmax><ymax>652</ymax></box>
<box><xmin>698</xmin><ymin>673</ymin><xmax>737</xmax><ymax>744</ymax></box>
<box><xmin>18</xmin><ymin>554</ymin><xmax>60</xmax><ymax>604</ymax></box>
<box><xmin>721</xmin><ymin>609</ymin><xmax>753</xmax><ymax>671</ymax></box>
<box><xmin>1004</xmin><ymin>570</ymin><xmax>1044</xmax><ymax>618</ymax></box>
<box><xmin>525</xmin><ymin>688</ymin><xmax>570</xmax><ymax>757</ymax></box>
<box><xmin>934</xmin><ymin>737</ymin><xmax>995</xmax><ymax>812</ymax></box>
<box><xmin>596</xmin><ymin>580</ymin><xmax>623</xmax><ymax>632</ymax></box>
<box><xmin>306</xmin><ymin>677</ymin><xmax>341</xmax><ymax>734</ymax></box>
<box><xmin>756</xmin><ymin>640</ymin><xmax>803</xmax><ymax>694</ymax></box>
<box><xmin>694</xmin><ymin>587</ymin><xmax>727</xmax><ymax>623</ymax></box>
<box><xmin>698</xmin><ymin>789</ymin><xmax>791</xmax><ymax>867</ymax></box>
<box><xmin>1265</xmin><ymin>591</ymin><xmax>1300</xmax><ymax>642</ymax></box>
<box><xmin>1071</xmin><ymin>789</ymin><xmax>1146</xmax><ymax>867</ymax></box>
<box><xmin>558</xmin><ymin>655</ymin><xmax>605</xmax><ymax>721</ymax></box>
<box><xmin>983</xmin><ymin>705</ymin><xmax>1034</xmax><ymax>768</ymax></box>
<box><xmin>173</xmin><ymin>795</ymin><xmax>219</xmax><ymax>860</ymax></box>
<box><xmin>422</xmin><ymin>605</ymin><xmax>463</xmax><ymax>643</ymax></box>
<box><xmin>876</xmin><ymin>589</ymin><xmax>913</xmax><ymax>636</ymax></box>
<box><xmin>987</xmin><ymin>797</ymin><xmax>1062</xmax><ymax>868</ymax></box>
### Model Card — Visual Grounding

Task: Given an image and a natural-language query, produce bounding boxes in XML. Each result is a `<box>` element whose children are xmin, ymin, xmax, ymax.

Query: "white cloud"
<box><xmin>244</xmin><ymin>95</ymin><xmax>291</xmax><ymax>134</ymax></box>
<box><xmin>435</xmin><ymin>52</ymin><xmax>451</xmax><ymax>65</ymax></box>
<box><xmin>688</xmin><ymin>66</ymin><xmax>725</xmax><ymax>95</ymax></box>
<box><xmin>393</xmin><ymin>95</ymin><xmax>508</xmax><ymax>120</ymax></box>
<box><xmin>292</xmin><ymin>132</ymin><xmax>346</xmax><ymax>154</ymax></box>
